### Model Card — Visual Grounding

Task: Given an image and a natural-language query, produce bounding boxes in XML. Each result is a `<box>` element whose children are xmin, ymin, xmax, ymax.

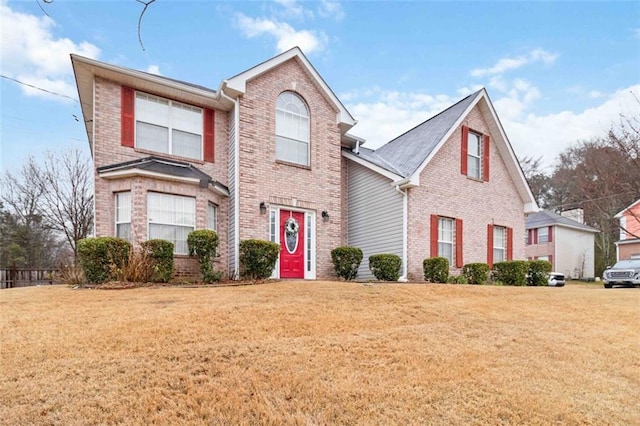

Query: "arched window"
<box><xmin>275</xmin><ymin>92</ymin><xmax>310</xmax><ymax>166</ymax></box>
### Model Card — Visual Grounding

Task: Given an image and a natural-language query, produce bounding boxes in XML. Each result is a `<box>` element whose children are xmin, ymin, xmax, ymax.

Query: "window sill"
<box><xmin>275</xmin><ymin>160</ymin><xmax>311</xmax><ymax>170</ymax></box>
<box><xmin>466</xmin><ymin>175</ymin><xmax>484</xmax><ymax>182</ymax></box>
<box><xmin>133</xmin><ymin>148</ymin><xmax>207</xmax><ymax>165</ymax></box>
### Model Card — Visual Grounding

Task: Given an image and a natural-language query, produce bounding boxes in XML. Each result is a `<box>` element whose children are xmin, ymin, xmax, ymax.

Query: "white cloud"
<box><xmin>146</xmin><ymin>64</ymin><xmax>161</xmax><ymax>75</ymax></box>
<box><xmin>344</xmin><ymin>84</ymin><xmax>639</xmax><ymax>172</ymax></box>
<box><xmin>500</xmin><ymin>84</ymin><xmax>640</xmax><ymax>170</ymax></box>
<box><xmin>273</xmin><ymin>0</ymin><xmax>313</xmax><ymax>20</ymax></box>
<box><xmin>235</xmin><ymin>13</ymin><xmax>327</xmax><ymax>54</ymax></box>
<box><xmin>318</xmin><ymin>0</ymin><xmax>345</xmax><ymax>21</ymax></box>
<box><xmin>470</xmin><ymin>48</ymin><xmax>558</xmax><ymax>77</ymax></box>
<box><xmin>0</xmin><ymin>2</ymin><xmax>100</xmax><ymax>101</ymax></box>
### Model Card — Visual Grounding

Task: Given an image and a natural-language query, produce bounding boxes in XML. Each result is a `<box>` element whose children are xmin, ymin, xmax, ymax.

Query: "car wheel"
<box><xmin>604</xmin><ymin>283</ymin><xmax>613</xmax><ymax>289</ymax></box>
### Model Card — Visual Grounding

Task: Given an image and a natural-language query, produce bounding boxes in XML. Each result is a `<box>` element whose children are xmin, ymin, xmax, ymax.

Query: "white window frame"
<box><xmin>147</xmin><ymin>192</ymin><xmax>196</xmax><ymax>255</ymax></box>
<box><xmin>538</xmin><ymin>227</ymin><xmax>549</xmax><ymax>244</ymax></box>
<box><xmin>620</xmin><ymin>216</ymin><xmax>627</xmax><ymax>240</ymax></box>
<box><xmin>493</xmin><ymin>226</ymin><xmax>507</xmax><ymax>263</ymax></box>
<box><xmin>269</xmin><ymin>207</ymin><xmax>316</xmax><ymax>279</ymax></box>
<box><xmin>135</xmin><ymin>92</ymin><xmax>203</xmax><ymax>161</ymax></box>
<box><xmin>115</xmin><ymin>191</ymin><xmax>131</xmax><ymax>241</ymax></box>
<box><xmin>438</xmin><ymin>217</ymin><xmax>455</xmax><ymax>266</ymax></box>
<box><xmin>467</xmin><ymin>131</ymin><xmax>482</xmax><ymax>179</ymax></box>
<box><xmin>207</xmin><ymin>203</ymin><xmax>217</xmax><ymax>232</ymax></box>
<box><xmin>275</xmin><ymin>92</ymin><xmax>310</xmax><ymax>166</ymax></box>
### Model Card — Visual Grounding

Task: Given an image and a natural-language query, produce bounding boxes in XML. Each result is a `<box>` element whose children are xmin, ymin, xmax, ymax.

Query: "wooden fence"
<box><xmin>0</xmin><ymin>269</ymin><xmax>57</xmax><ymax>289</ymax></box>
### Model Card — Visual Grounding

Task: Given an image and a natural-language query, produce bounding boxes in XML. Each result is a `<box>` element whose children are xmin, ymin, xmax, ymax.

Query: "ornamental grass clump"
<box><xmin>187</xmin><ymin>230</ymin><xmax>221</xmax><ymax>283</ymax></box>
<box><xmin>331</xmin><ymin>246</ymin><xmax>363</xmax><ymax>281</ymax></box>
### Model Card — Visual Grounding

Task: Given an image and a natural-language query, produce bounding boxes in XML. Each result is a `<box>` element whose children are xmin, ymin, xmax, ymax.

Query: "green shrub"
<box><xmin>423</xmin><ymin>257</ymin><xmax>449</xmax><ymax>283</ymax></box>
<box><xmin>492</xmin><ymin>260</ymin><xmax>529</xmax><ymax>286</ymax></box>
<box><xmin>331</xmin><ymin>246</ymin><xmax>363</xmax><ymax>281</ymax></box>
<box><xmin>187</xmin><ymin>230</ymin><xmax>220</xmax><ymax>283</ymax></box>
<box><xmin>142</xmin><ymin>239</ymin><xmax>174</xmax><ymax>283</ymax></box>
<box><xmin>462</xmin><ymin>263</ymin><xmax>490</xmax><ymax>285</ymax></box>
<box><xmin>447</xmin><ymin>274</ymin><xmax>468</xmax><ymax>284</ymax></box>
<box><xmin>527</xmin><ymin>260</ymin><xmax>552</xmax><ymax>286</ymax></box>
<box><xmin>77</xmin><ymin>237</ymin><xmax>131</xmax><ymax>284</ymax></box>
<box><xmin>239</xmin><ymin>239</ymin><xmax>280</xmax><ymax>280</ymax></box>
<box><xmin>369</xmin><ymin>253</ymin><xmax>402</xmax><ymax>281</ymax></box>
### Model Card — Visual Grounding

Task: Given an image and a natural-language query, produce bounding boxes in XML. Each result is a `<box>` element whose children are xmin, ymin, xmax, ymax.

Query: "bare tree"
<box><xmin>28</xmin><ymin>149</ymin><xmax>94</xmax><ymax>262</ymax></box>
<box><xmin>519</xmin><ymin>155</ymin><xmax>552</xmax><ymax>208</ymax></box>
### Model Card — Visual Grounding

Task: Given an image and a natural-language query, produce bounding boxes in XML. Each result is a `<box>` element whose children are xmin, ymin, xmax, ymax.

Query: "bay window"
<box><xmin>115</xmin><ymin>192</ymin><xmax>131</xmax><ymax>240</ymax></box>
<box><xmin>147</xmin><ymin>192</ymin><xmax>195</xmax><ymax>254</ymax></box>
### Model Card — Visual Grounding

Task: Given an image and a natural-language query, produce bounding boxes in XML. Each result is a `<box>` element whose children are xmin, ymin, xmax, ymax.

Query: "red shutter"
<box><xmin>548</xmin><ymin>226</ymin><xmax>553</xmax><ymax>243</ymax></box>
<box><xmin>121</xmin><ymin>86</ymin><xmax>135</xmax><ymax>147</ymax></box>
<box><xmin>461</xmin><ymin>125</ymin><xmax>469</xmax><ymax>175</ymax></box>
<box><xmin>455</xmin><ymin>218</ymin><xmax>463</xmax><ymax>268</ymax></box>
<box><xmin>430</xmin><ymin>215</ymin><xmax>439</xmax><ymax>257</ymax></box>
<box><xmin>483</xmin><ymin>134</ymin><xmax>490</xmax><ymax>181</ymax></box>
<box><xmin>549</xmin><ymin>255</ymin><xmax>553</xmax><ymax>270</ymax></box>
<box><xmin>527</xmin><ymin>229</ymin><xmax>533</xmax><ymax>245</ymax></box>
<box><xmin>534</xmin><ymin>228</ymin><xmax>538</xmax><ymax>244</ymax></box>
<box><xmin>507</xmin><ymin>227</ymin><xmax>513</xmax><ymax>260</ymax></box>
<box><xmin>487</xmin><ymin>224</ymin><xmax>494</xmax><ymax>268</ymax></box>
<box><xmin>203</xmin><ymin>108</ymin><xmax>215</xmax><ymax>162</ymax></box>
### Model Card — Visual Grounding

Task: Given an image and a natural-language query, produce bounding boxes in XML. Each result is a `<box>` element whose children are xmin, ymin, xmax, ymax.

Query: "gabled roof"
<box><xmin>615</xmin><ymin>198</ymin><xmax>640</xmax><ymax>218</ymax></box>
<box><xmin>97</xmin><ymin>156</ymin><xmax>229</xmax><ymax>196</ymax></box>
<box><xmin>526</xmin><ymin>210</ymin><xmax>599</xmax><ymax>233</ymax></box>
<box><xmin>374</xmin><ymin>90</ymin><xmax>480</xmax><ymax>177</ymax></box>
<box><xmin>343</xmin><ymin>88</ymin><xmax>537</xmax><ymax>213</ymax></box>
<box><xmin>224</xmin><ymin>47</ymin><xmax>356</xmax><ymax>131</ymax></box>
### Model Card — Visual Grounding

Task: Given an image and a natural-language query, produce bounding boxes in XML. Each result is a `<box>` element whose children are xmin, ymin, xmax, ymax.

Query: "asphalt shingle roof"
<box><xmin>526</xmin><ymin>210</ymin><xmax>599</xmax><ymax>232</ymax></box>
<box><xmin>358</xmin><ymin>89</ymin><xmax>481</xmax><ymax>178</ymax></box>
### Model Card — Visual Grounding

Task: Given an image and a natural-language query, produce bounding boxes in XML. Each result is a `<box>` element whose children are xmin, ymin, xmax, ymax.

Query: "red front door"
<box><xmin>279</xmin><ymin>210</ymin><xmax>305</xmax><ymax>278</ymax></box>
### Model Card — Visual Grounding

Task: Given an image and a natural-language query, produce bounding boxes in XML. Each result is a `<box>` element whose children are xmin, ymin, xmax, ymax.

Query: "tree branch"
<box><xmin>136</xmin><ymin>0</ymin><xmax>155</xmax><ymax>51</ymax></box>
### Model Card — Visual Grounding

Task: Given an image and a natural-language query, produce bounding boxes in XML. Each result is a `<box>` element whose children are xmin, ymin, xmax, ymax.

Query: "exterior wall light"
<box><xmin>322</xmin><ymin>210</ymin><xmax>329</xmax><ymax>222</ymax></box>
<box><xmin>259</xmin><ymin>202</ymin><xmax>267</xmax><ymax>215</ymax></box>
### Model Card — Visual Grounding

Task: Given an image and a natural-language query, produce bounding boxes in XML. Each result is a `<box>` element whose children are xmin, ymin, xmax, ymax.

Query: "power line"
<box><xmin>1</xmin><ymin>75</ymin><xmax>79</xmax><ymax>103</ymax></box>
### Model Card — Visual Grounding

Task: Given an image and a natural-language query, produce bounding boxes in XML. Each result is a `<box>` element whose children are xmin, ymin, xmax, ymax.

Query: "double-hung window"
<box><xmin>147</xmin><ymin>192</ymin><xmax>195</xmax><ymax>255</ymax></box>
<box><xmin>493</xmin><ymin>226</ymin><xmax>507</xmax><ymax>263</ymax></box>
<box><xmin>467</xmin><ymin>131</ymin><xmax>482</xmax><ymax>179</ymax></box>
<box><xmin>537</xmin><ymin>227</ymin><xmax>549</xmax><ymax>243</ymax></box>
<box><xmin>136</xmin><ymin>93</ymin><xmax>203</xmax><ymax>160</ymax></box>
<box><xmin>207</xmin><ymin>203</ymin><xmax>217</xmax><ymax>232</ymax></box>
<box><xmin>438</xmin><ymin>217</ymin><xmax>455</xmax><ymax>266</ymax></box>
<box><xmin>115</xmin><ymin>192</ymin><xmax>131</xmax><ymax>240</ymax></box>
<box><xmin>275</xmin><ymin>91</ymin><xmax>310</xmax><ymax>166</ymax></box>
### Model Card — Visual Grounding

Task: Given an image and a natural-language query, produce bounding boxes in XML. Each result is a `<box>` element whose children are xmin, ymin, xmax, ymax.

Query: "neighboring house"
<box><xmin>614</xmin><ymin>198</ymin><xmax>640</xmax><ymax>261</ymax></box>
<box><xmin>344</xmin><ymin>89</ymin><xmax>538</xmax><ymax>280</ymax></box>
<box><xmin>72</xmin><ymin>47</ymin><xmax>537</xmax><ymax>281</ymax></box>
<box><xmin>525</xmin><ymin>209</ymin><xmax>598</xmax><ymax>279</ymax></box>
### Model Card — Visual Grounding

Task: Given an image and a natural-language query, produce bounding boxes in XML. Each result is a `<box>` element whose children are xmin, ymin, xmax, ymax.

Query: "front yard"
<box><xmin>1</xmin><ymin>282</ymin><xmax>638</xmax><ymax>425</ymax></box>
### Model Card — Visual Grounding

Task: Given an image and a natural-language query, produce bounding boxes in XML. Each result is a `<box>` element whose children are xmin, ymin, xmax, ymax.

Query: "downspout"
<box><xmin>219</xmin><ymin>87</ymin><xmax>240</xmax><ymax>279</ymax></box>
<box><xmin>92</xmin><ymin>78</ymin><xmax>97</xmax><ymax>237</ymax></box>
<box><xmin>395</xmin><ymin>185</ymin><xmax>408</xmax><ymax>282</ymax></box>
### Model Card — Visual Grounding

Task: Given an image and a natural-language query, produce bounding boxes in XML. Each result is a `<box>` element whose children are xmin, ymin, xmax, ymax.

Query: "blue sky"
<box><xmin>1</xmin><ymin>0</ymin><xmax>639</xmax><ymax>175</ymax></box>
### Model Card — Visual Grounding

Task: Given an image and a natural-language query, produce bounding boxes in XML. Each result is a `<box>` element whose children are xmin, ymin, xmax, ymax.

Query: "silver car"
<box><xmin>603</xmin><ymin>259</ymin><xmax>640</xmax><ymax>288</ymax></box>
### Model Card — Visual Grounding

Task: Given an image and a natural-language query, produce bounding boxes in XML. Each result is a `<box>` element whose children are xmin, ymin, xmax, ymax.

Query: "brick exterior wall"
<box><xmin>92</xmin><ymin>77</ymin><xmax>229</xmax><ymax>279</ymax></box>
<box><xmin>525</xmin><ymin>235</ymin><xmax>554</xmax><ymax>262</ymax></box>
<box><xmin>235</xmin><ymin>58</ymin><xmax>345</xmax><ymax>279</ymax></box>
<box><xmin>406</xmin><ymin>105</ymin><xmax>526</xmax><ymax>281</ymax></box>
<box><xmin>618</xmin><ymin>241</ymin><xmax>640</xmax><ymax>260</ymax></box>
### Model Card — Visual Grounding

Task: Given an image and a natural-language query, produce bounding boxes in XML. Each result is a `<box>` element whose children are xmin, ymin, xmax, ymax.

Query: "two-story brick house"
<box><xmin>615</xmin><ymin>198</ymin><xmax>640</xmax><ymax>261</ymax></box>
<box><xmin>72</xmin><ymin>47</ymin><xmax>537</xmax><ymax>281</ymax></box>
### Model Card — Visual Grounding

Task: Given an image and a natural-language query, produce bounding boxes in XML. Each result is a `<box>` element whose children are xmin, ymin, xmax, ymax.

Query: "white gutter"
<box><xmin>395</xmin><ymin>185</ymin><xmax>408</xmax><ymax>282</ymax></box>
<box><xmin>219</xmin><ymin>85</ymin><xmax>241</xmax><ymax>278</ymax></box>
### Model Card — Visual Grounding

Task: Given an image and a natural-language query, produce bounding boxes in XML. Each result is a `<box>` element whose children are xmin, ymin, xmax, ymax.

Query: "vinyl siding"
<box><xmin>347</xmin><ymin>162</ymin><xmax>403</xmax><ymax>280</ymax></box>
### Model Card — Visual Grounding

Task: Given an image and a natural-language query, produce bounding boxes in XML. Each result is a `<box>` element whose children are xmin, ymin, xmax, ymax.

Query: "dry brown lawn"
<box><xmin>1</xmin><ymin>281</ymin><xmax>639</xmax><ymax>425</ymax></box>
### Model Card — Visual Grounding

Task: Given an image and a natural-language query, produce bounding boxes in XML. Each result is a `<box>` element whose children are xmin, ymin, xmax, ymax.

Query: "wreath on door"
<box><xmin>285</xmin><ymin>217</ymin><xmax>300</xmax><ymax>236</ymax></box>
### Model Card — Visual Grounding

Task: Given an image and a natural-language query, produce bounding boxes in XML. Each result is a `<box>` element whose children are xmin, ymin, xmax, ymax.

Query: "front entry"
<box><xmin>279</xmin><ymin>210</ymin><xmax>305</xmax><ymax>278</ymax></box>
